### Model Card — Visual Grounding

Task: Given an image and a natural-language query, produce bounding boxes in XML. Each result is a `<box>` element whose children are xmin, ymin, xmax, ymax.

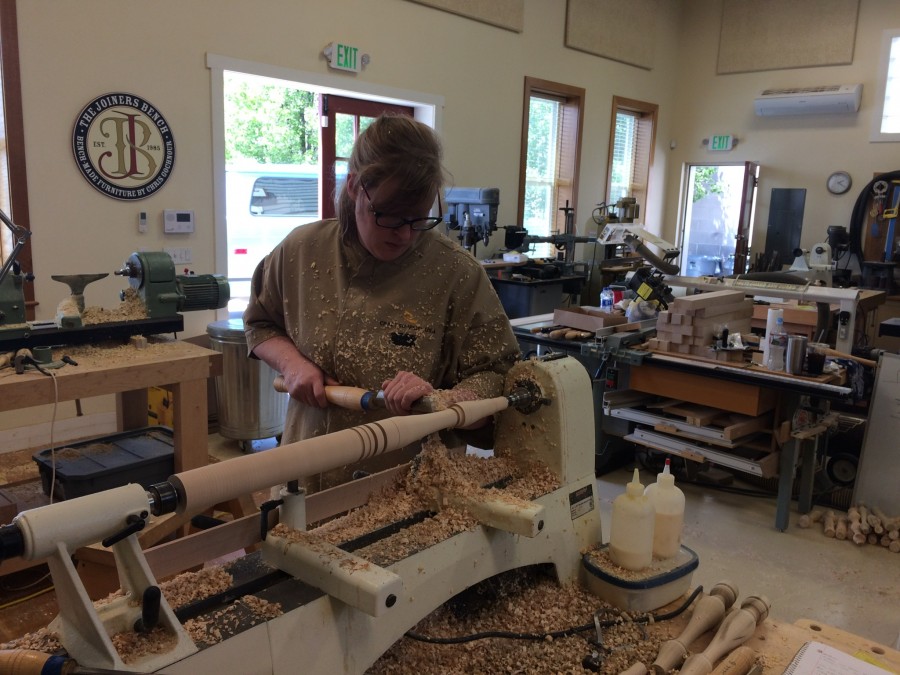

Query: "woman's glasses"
<box><xmin>361</xmin><ymin>184</ymin><xmax>443</xmax><ymax>230</ymax></box>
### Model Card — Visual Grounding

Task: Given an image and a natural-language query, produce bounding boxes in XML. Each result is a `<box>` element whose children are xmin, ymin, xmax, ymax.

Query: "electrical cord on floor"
<box><xmin>405</xmin><ymin>584</ymin><xmax>704</xmax><ymax>645</ymax></box>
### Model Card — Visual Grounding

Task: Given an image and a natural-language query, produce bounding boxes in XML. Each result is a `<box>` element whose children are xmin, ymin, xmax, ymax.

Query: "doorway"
<box><xmin>209</xmin><ymin>56</ymin><xmax>434</xmax><ymax>318</ymax></box>
<box><xmin>678</xmin><ymin>162</ymin><xmax>759</xmax><ymax>277</ymax></box>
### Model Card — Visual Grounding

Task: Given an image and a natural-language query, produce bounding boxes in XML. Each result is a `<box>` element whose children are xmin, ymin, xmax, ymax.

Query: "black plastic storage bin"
<box><xmin>33</xmin><ymin>426</ymin><xmax>175</xmax><ymax>500</ymax></box>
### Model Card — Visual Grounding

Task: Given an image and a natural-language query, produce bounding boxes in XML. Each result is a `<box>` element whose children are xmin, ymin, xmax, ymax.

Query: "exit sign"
<box><xmin>324</xmin><ymin>42</ymin><xmax>367</xmax><ymax>73</ymax></box>
<box><xmin>709</xmin><ymin>134</ymin><xmax>735</xmax><ymax>151</ymax></box>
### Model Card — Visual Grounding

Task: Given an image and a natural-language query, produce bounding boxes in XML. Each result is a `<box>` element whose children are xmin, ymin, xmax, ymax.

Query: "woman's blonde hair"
<box><xmin>336</xmin><ymin>113</ymin><xmax>447</xmax><ymax>239</ymax></box>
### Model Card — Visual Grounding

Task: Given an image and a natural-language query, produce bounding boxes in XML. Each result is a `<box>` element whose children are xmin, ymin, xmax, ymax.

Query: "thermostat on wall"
<box><xmin>163</xmin><ymin>209</ymin><xmax>194</xmax><ymax>233</ymax></box>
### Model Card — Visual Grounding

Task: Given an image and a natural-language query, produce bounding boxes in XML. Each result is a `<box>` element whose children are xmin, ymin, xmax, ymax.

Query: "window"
<box><xmin>0</xmin><ymin>0</ymin><xmax>34</xmax><ymax>320</ymax></box>
<box><xmin>607</xmin><ymin>97</ymin><xmax>657</xmax><ymax>222</ymax></box>
<box><xmin>872</xmin><ymin>29</ymin><xmax>900</xmax><ymax>142</ymax></box>
<box><xmin>518</xmin><ymin>78</ymin><xmax>584</xmax><ymax>259</ymax></box>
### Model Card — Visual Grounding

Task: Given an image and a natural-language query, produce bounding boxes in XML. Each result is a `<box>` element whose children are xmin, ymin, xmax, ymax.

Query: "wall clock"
<box><xmin>826</xmin><ymin>171</ymin><xmax>852</xmax><ymax>195</ymax></box>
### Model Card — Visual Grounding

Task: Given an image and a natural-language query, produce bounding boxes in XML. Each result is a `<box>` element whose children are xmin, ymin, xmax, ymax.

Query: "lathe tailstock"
<box><xmin>0</xmin><ymin>355</ymin><xmax>602</xmax><ymax>674</ymax></box>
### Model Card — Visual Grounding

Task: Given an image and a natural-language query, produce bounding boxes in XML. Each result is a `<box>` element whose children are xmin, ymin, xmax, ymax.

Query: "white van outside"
<box><xmin>226</xmin><ymin>163</ymin><xmax>320</xmax><ymax>315</ymax></box>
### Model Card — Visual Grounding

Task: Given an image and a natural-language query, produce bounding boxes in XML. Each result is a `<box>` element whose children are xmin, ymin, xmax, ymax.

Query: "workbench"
<box><xmin>627</xmin><ymin>353</ymin><xmax>851</xmax><ymax>531</ymax></box>
<box><xmin>509</xmin><ymin>314</ymin><xmax>852</xmax><ymax>531</ymax></box>
<box><xmin>0</xmin><ymin>339</ymin><xmax>222</xmax><ymax>474</ymax></box>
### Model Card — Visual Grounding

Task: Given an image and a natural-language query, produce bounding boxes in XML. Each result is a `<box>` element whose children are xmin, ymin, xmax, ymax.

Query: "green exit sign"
<box><xmin>325</xmin><ymin>42</ymin><xmax>366</xmax><ymax>73</ymax></box>
<box><xmin>709</xmin><ymin>134</ymin><xmax>734</xmax><ymax>151</ymax></box>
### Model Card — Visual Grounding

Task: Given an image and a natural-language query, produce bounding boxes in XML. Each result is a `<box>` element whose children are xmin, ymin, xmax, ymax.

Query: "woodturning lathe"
<box><xmin>0</xmin><ymin>354</ymin><xmax>603</xmax><ymax>674</ymax></box>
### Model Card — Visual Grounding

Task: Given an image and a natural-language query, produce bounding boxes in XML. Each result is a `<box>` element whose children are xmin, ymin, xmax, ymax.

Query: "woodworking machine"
<box><xmin>0</xmin><ymin>250</ymin><xmax>229</xmax><ymax>351</ymax></box>
<box><xmin>0</xmin><ymin>355</ymin><xmax>602</xmax><ymax>674</ymax></box>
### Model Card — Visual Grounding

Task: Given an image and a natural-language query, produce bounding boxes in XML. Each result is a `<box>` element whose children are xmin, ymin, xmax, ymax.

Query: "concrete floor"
<box><xmin>596</xmin><ymin>465</ymin><xmax>900</xmax><ymax>650</ymax></box>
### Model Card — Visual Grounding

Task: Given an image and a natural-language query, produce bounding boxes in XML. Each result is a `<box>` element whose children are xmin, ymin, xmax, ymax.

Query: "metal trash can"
<box><xmin>207</xmin><ymin>318</ymin><xmax>288</xmax><ymax>442</ymax></box>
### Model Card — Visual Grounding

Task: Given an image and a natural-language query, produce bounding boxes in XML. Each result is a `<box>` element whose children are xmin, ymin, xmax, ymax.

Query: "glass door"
<box><xmin>679</xmin><ymin>162</ymin><xmax>759</xmax><ymax>277</ymax></box>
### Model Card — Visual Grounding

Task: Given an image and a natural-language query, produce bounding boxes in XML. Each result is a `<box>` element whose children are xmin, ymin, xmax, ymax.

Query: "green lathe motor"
<box><xmin>114</xmin><ymin>251</ymin><xmax>230</xmax><ymax>318</ymax></box>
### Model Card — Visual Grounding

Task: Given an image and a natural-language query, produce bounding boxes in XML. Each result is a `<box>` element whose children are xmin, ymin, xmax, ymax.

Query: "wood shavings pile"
<box><xmin>81</xmin><ymin>287</ymin><xmax>148</xmax><ymax>324</ymax></box>
<box><xmin>309</xmin><ymin>435</ymin><xmax>560</xmax><ymax>566</ymax></box>
<box><xmin>0</xmin><ymin>565</ymin><xmax>281</xmax><ymax>661</ymax></box>
<box><xmin>370</xmin><ymin>566</ymin><xmax>666</xmax><ymax>675</ymax></box>
<box><xmin>184</xmin><ymin>595</ymin><xmax>283</xmax><ymax>648</ymax></box>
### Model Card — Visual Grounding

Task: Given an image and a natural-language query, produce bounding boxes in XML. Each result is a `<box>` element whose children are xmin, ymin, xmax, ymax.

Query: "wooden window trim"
<box><xmin>1</xmin><ymin>0</ymin><xmax>34</xmax><ymax>319</ymax></box>
<box><xmin>607</xmin><ymin>96</ymin><xmax>657</xmax><ymax>219</ymax></box>
<box><xmin>518</xmin><ymin>77</ymin><xmax>585</xmax><ymax>234</ymax></box>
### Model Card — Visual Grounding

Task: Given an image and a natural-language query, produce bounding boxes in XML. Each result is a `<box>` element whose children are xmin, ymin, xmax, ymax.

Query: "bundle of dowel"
<box><xmin>169</xmin><ymin>396</ymin><xmax>509</xmax><ymax>516</ymax></box>
<box><xmin>647</xmin><ymin>290</ymin><xmax>752</xmax><ymax>361</ymax></box>
<box><xmin>798</xmin><ymin>504</ymin><xmax>900</xmax><ymax>552</ymax></box>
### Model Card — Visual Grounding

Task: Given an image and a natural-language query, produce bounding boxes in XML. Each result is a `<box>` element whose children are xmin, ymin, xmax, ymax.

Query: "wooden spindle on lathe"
<box><xmin>678</xmin><ymin>596</ymin><xmax>771</xmax><ymax>675</ymax></box>
<box><xmin>650</xmin><ymin>581</ymin><xmax>739</xmax><ymax>675</ymax></box>
<box><xmin>170</xmin><ymin>396</ymin><xmax>509</xmax><ymax>516</ymax></box>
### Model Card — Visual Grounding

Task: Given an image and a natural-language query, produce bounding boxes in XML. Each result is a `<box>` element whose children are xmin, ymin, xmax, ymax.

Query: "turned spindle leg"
<box><xmin>650</xmin><ymin>581</ymin><xmax>739</xmax><ymax>675</ymax></box>
<box><xmin>678</xmin><ymin>595</ymin><xmax>770</xmax><ymax>675</ymax></box>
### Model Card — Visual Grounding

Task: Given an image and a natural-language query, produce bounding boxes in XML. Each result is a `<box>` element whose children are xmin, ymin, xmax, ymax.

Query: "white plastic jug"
<box><xmin>644</xmin><ymin>458</ymin><xmax>686</xmax><ymax>559</ymax></box>
<box><xmin>609</xmin><ymin>468</ymin><xmax>655</xmax><ymax>570</ymax></box>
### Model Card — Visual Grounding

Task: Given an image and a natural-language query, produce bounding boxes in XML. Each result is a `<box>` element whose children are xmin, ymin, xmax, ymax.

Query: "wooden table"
<box><xmin>665</xmin><ymin>613</ymin><xmax>900</xmax><ymax>673</ymax></box>
<box><xmin>0</xmin><ymin>339</ymin><xmax>222</xmax><ymax>473</ymax></box>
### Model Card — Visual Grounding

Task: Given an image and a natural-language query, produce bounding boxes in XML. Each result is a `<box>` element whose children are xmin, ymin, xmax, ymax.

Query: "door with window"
<box><xmin>319</xmin><ymin>95</ymin><xmax>412</xmax><ymax>219</ymax></box>
<box><xmin>679</xmin><ymin>162</ymin><xmax>759</xmax><ymax>277</ymax></box>
<box><xmin>221</xmin><ymin>71</ymin><xmax>413</xmax><ymax>316</ymax></box>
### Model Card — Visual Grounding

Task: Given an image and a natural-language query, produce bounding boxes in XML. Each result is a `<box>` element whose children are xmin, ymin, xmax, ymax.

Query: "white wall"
<box><xmin>15</xmin><ymin>0</ymin><xmax>684</xmax><ymax>338</ymax></box>
<box><xmin>668</xmin><ymin>0</ymin><xmax>900</xmax><ymax>259</ymax></box>
<box><xmin>15</xmin><ymin>1</ymin><xmax>900</xmax><ymax>337</ymax></box>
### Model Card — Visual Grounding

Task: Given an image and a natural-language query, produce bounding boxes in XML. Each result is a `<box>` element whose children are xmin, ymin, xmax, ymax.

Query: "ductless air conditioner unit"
<box><xmin>754</xmin><ymin>84</ymin><xmax>862</xmax><ymax>116</ymax></box>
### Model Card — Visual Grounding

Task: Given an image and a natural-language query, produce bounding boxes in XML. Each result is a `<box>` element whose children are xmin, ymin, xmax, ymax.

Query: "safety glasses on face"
<box><xmin>361</xmin><ymin>183</ymin><xmax>443</xmax><ymax>231</ymax></box>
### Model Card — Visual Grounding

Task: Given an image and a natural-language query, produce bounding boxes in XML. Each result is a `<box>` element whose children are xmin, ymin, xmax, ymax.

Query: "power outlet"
<box><xmin>164</xmin><ymin>247</ymin><xmax>192</xmax><ymax>264</ymax></box>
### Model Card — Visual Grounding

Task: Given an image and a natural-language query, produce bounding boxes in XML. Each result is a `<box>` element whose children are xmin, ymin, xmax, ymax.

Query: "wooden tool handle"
<box><xmin>273</xmin><ymin>377</ymin><xmax>375</xmax><ymax>411</ymax></box>
<box><xmin>818</xmin><ymin>346</ymin><xmax>877</xmax><ymax>369</ymax></box>
<box><xmin>324</xmin><ymin>386</ymin><xmax>376</xmax><ymax>411</ymax></box>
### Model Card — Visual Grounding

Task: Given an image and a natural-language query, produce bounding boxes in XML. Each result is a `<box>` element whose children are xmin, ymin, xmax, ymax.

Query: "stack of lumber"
<box><xmin>648</xmin><ymin>289</ymin><xmax>753</xmax><ymax>361</ymax></box>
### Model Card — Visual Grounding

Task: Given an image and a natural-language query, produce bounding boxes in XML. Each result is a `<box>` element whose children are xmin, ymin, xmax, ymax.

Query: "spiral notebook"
<box><xmin>784</xmin><ymin>641</ymin><xmax>891</xmax><ymax>675</ymax></box>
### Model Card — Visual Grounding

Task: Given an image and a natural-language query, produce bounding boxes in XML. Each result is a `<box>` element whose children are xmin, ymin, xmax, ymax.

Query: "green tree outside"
<box><xmin>224</xmin><ymin>74</ymin><xmax>319</xmax><ymax>165</ymax></box>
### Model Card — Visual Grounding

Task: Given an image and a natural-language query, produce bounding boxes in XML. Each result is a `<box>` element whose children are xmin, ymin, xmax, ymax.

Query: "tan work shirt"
<box><xmin>244</xmin><ymin>219</ymin><xmax>520</xmax><ymax>488</ymax></box>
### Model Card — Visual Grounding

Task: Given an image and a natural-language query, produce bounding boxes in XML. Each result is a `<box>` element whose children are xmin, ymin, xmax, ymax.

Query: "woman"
<box><xmin>244</xmin><ymin>113</ymin><xmax>520</xmax><ymax>491</ymax></box>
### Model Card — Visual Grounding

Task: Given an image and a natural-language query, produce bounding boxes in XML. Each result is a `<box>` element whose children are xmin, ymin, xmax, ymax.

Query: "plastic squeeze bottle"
<box><xmin>644</xmin><ymin>458</ymin><xmax>686</xmax><ymax>559</ymax></box>
<box><xmin>766</xmin><ymin>316</ymin><xmax>787</xmax><ymax>372</ymax></box>
<box><xmin>608</xmin><ymin>468</ymin><xmax>655</xmax><ymax>570</ymax></box>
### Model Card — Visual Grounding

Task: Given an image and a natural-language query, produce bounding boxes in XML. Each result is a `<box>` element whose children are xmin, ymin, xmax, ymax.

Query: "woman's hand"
<box><xmin>381</xmin><ymin>371</ymin><xmax>434</xmax><ymax>415</ymax></box>
<box><xmin>253</xmin><ymin>337</ymin><xmax>338</xmax><ymax>408</ymax></box>
<box><xmin>281</xmin><ymin>360</ymin><xmax>339</xmax><ymax>408</ymax></box>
